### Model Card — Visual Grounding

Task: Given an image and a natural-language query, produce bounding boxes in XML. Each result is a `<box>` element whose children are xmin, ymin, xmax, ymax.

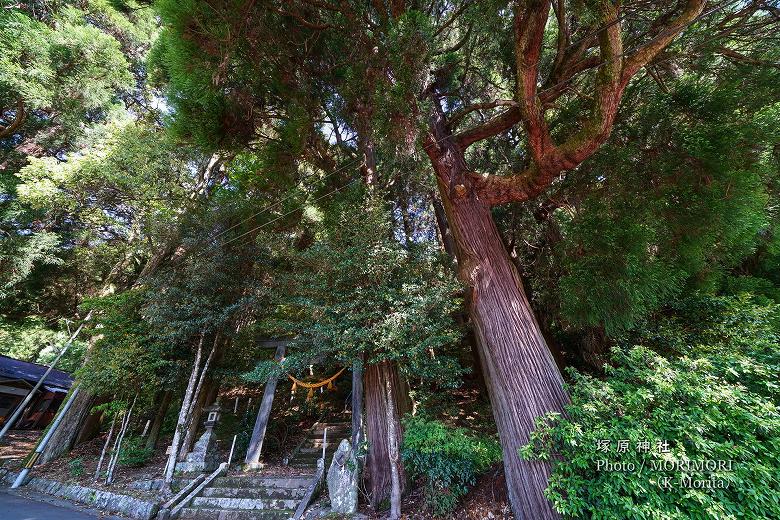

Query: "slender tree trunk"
<box><xmin>105</xmin><ymin>410</ymin><xmax>126</xmax><ymax>481</ymax></box>
<box><xmin>430</xmin><ymin>191</ymin><xmax>457</xmax><ymax>259</ymax></box>
<box><xmin>350</xmin><ymin>356</ymin><xmax>364</xmax><ymax>451</ymax></box>
<box><xmin>384</xmin><ymin>378</ymin><xmax>402</xmax><ymax>520</ymax></box>
<box><xmin>437</xmin><ymin>178</ymin><xmax>568</xmax><ymax>520</ymax></box>
<box><xmin>106</xmin><ymin>395</ymin><xmax>136</xmax><ymax>485</ymax></box>
<box><xmin>364</xmin><ymin>360</ymin><xmax>406</xmax><ymax>510</ymax></box>
<box><xmin>178</xmin><ymin>382</ymin><xmax>209</xmax><ymax>460</ymax></box>
<box><xmin>94</xmin><ymin>413</ymin><xmax>118</xmax><ymax>482</ymax></box>
<box><xmin>145</xmin><ymin>390</ymin><xmax>172</xmax><ymax>451</ymax></box>
<box><xmin>163</xmin><ymin>336</ymin><xmax>204</xmax><ymax>490</ymax></box>
<box><xmin>178</xmin><ymin>336</ymin><xmax>218</xmax><ymax>459</ymax></box>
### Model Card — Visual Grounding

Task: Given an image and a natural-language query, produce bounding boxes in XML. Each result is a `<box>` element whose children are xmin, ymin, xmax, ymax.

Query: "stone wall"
<box><xmin>1</xmin><ymin>469</ymin><xmax>160</xmax><ymax>520</ymax></box>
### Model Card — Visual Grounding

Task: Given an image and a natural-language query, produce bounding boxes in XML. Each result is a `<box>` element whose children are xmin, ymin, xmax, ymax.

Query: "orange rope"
<box><xmin>288</xmin><ymin>367</ymin><xmax>346</xmax><ymax>400</ymax></box>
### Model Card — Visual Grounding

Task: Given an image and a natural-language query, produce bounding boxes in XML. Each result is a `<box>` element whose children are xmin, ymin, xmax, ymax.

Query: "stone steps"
<box><xmin>201</xmin><ymin>487</ymin><xmax>307</xmax><ymax>500</ymax></box>
<box><xmin>293</xmin><ymin>451</ymin><xmax>337</xmax><ymax>462</ymax></box>
<box><xmin>212</xmin><ymin>476</ymin><xmax>312</xmax><ymax>488</ymax></box>
<box><xmin>191</xmin><ymin>496</ymin><xmax>300</xmax><ymax>510</ymax></box>
<box><xmin>307</xmin><ymin>424</ymin><xmax>350</xmax><ymax>438</ymax></box>
<box><xmin>290</xmin><ymin>422</ymin><xmax>350</xmax><ymax>471</ymax></box>
<box><xmin>178</xmin><ymin>507</ymin><xmax>295</xmax><ymax>519</ymax></box>
<box><xmin>298</xmin><ymin>446</ymin><xmax>339</xmax><ymax>454</ymax></box>
<box><xmin>179</xmin><ymin>422</ymin><xmax>352</xmax><ymax>519</ymax></box>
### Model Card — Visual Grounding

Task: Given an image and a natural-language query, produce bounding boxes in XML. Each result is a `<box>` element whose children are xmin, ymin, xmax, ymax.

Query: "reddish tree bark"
<box><xmin>418</xmin><ymin>3</ymin><xmax>706</xmax><ymax>517</ymax></box>
<box><xmin>439</xmin><ymin>181</ymin><xmax>568</xmax><ymax>519</ymax></box>
<box><xmin>364</xmin><ymin>360</ymin><xmax>407</xmax><ymax>510</ymax></box>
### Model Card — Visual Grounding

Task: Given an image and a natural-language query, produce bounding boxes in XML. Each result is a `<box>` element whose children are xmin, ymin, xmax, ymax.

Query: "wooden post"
<box><xmin>244</xmin><ymin>344</ymin><xmax>286</xmax><ymax>466</ymax></box>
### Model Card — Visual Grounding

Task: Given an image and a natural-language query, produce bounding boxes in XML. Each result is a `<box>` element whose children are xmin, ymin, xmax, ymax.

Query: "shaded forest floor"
<box><xmin>0</xmin><ymin>430</ymin><xmax>38</xmax><ymax>461</ymax></box>
<box><xmin>390</xmin><ymin>466</ymin><xmax>513</xmax><ymax>520</ymax></box>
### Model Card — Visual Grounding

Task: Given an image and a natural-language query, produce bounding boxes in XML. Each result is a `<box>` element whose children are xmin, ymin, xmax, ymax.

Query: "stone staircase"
<box><xmin>287</xmin><ymin>421</ymin><xmax>350</xmax><ymax>469</ymax></box>
<box><xmin>178</xmin><ymin>474</ymin><xmax>310</xmax><ymax>519</ymax></box>
<box><xmin>177</xmin><ymin>421</ymin><xmax>350</xmax><ymax>520</ymax></box>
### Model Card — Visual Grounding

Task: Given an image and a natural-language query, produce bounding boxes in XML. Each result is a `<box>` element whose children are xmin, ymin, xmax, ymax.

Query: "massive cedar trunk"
<box><xmin>415</xmin><ymin>3</ymin><xmax>706</xmax><ymax>515</ymax></box>
<box><xmin>437</xmin><ymin>180</ymin><xmax>568</xmax><ymax>520</ymax></box>
<box><xmin>431</xmin><ymin>191</ymin><xmax>489</xmax><ymax>394</ymax></box>
<box><xmin>364</xmin><ymin>360</ymin><xmax>407</xmax><ymax>510</ymax></box>
<box><xmin>424</xmin><ymin>110</ymin><xmax>568</xmax><ymax>517</ymax></box>
<box><xmin>440</xmin><ymin>183</ymin><xmax>568</xmax><ymax>517</ymax></box>
<box><xmin>75</xmin><ymin>396</ymin><xmax>110</xmax><ymax>445</ymax></box>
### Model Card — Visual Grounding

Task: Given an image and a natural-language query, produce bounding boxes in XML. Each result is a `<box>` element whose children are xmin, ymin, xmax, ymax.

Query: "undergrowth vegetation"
<box><xmin>402</xmin><ymin>416</ymin><xmax>502</xmax><ymax>514</ymax></box>
<box><xmin>523</xmin><ymin>295</ymin><xmax>780</xmax><ymax>519</ymax></box>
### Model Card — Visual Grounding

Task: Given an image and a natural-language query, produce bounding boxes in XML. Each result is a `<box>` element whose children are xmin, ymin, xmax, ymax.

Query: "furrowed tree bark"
<box><xmin>418</xmin><ymin>2</ymin><xmax>705</xmax><ymax>507</ymax></box>
<box><xmin>75</xmin><ymin>395</ymin><xmax>110</xmax><ymax>445</ymax></box>
<box><xmin>38</xmin><ymin>390</ymin><xmax>96</xmax><ymax>464</ymax></box>
<box><xmin>424</xmin><ymin>108</ymin><xmax>568</xmax><ymax>518</ymax></box>
<box><xmin>439</xmin><ymin>179</ymin><xmax>568</xmax><ymax>520</ymax></box>
<box><xmin>364</xmin><ymin>360</ymin><xmax>407</xmax><ymax>510</ymax></box>
<box><xmin>145</xmin><ymin>390</ymin><xmax>172</xmax><ymax>451</ymax></box>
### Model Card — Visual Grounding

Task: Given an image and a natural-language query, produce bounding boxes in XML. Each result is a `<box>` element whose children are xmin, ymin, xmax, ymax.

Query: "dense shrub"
<box><xmin>401</xmin><ymin>416</ymin><xmax>502</xmax><ymax>514</ymax></box>
<box><xmin>522</xmin><ymin>296</ymin><xmax>780</xmax><ymax>519</ymax></box>
<box><xmin>68</xmin><ymin>457</ymin><xmax>84</xmax><ymax>477</ymax></box>
<box><xmin>118</xmin><ymin>436</ymin><xmax>154</xmax><ymax>467</ymax></box>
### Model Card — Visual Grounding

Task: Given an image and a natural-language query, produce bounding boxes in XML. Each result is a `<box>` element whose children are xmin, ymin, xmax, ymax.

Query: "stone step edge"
<box><xmin>191</xmin><ymin>497</ymin><xmax>299</xmax><ymax>509</ymax></box>
<box><xmin>178</xmin><ymin>507</ymin><xmax>295</xmax><ymax>520</ymax></box>
<box><xmin>201</xmin><ymin>487</ymin><xmax>307</xmax><ymax>497</ymax></box>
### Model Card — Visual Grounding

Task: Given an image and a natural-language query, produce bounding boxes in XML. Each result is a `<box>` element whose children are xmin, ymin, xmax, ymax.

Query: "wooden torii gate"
<box><xmin>243</xmin><ymin>340</ymin><xmax>363</xmax><ymax>467</ymax></box>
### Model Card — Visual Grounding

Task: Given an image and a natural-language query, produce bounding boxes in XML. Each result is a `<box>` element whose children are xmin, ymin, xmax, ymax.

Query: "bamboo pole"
<box><xmin>0</xmin><ymin>311</ymin><xmax>93</xmax><ymax>440</ymax></box>
<box><xmin>12</xmin><ymin>387</ymin><xmax>81</xmax><ymax>488</ymax></box>
<box><xmin>94</xmin><ymin>413</ymin><xmax>118</xmax><ymax>482</ymax></box>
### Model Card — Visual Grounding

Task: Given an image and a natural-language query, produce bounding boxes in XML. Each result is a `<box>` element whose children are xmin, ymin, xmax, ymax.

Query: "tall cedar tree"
<box><xmin>150</xmin><ymin>1</ymin><xmax>778</xmax><ymax>517</ymax></box>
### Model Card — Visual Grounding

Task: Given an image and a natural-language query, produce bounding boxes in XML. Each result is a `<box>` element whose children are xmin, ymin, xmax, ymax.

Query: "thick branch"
<box><xmin>0</xmin><ymin>98</ymin><xmax>26</xmax><ymax>139</ymax></box>
<box><xmin>514</xmin><ymin>0</ymin><xmax>554</xmax><ymax>163</ymax></box>
<box><xmin>454</xmin><ymin>0</ymin><xmax>709</xmax><ymax>207</ymax></box>
<box><xmin>447</xmin><ymin>99</ymin><xmax>517</xmax><ymax>130</ymax></box>
<box><xmin>454</xmin><ymin>106</ymin><xmax>522</xmax><ymax>148</ymax></box>
<box><xmin>717</xmin><ymin>45</ymin><xmax>780</xmax><ymax>68</ymax></box>
<box><xmin>467</xmin><ymin>167</ymin><xmax>557</xmax><ymax>206</ymax></box>
<box><xmin>621</xmin><ymin>0</ymin><xmax>707</xmax><ymax>83</ymax></box>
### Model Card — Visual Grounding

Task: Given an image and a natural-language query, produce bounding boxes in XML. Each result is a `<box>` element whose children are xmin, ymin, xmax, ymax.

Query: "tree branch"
<box><xmin>453</xmin><ymin>0</ymin><xmax>709</xmax><ymax>207</ymax></box>
<box><xmin>514</xmin><ymin>0</ymin><xmax>554</xmax><ymax>163</ymax></box>
<box><xmin>621</xmin><ymin>0</ymin><xmax>707</xmax><ymax>83</ymax></box>
<box><xmin>0</xmin><ymin>98</ymin><xmax>26</xmax><ymax>139</ymax></box>
<box><xmin>447</xmin><ymin>99</ymin><xmax>517</xmax><ymax>130</ymax></box>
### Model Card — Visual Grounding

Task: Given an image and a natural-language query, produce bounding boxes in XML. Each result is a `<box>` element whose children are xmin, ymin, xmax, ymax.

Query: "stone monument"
<box><xmin>326</xmin><ymin>439</ymin><xmax>358</xmax><ymax>514</ymax></box>
<box><xmin>175</xmin><ymin>403</ymin><xmax>221</xmax><ymax>473</ymax></box>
